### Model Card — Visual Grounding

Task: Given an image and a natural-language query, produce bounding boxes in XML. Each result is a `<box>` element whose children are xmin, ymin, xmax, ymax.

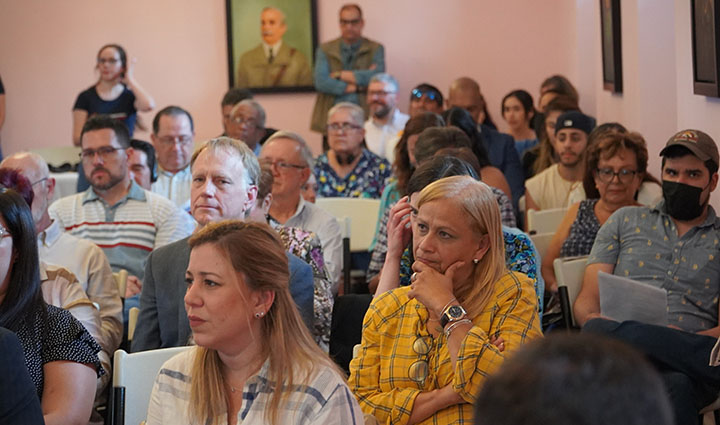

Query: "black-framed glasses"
<box><xmin>411</xmin><ymin>88</ymin><xmax>440</xmax><ymax>102</ymax></box>
<box><xmin>327</xmin><ymin>122</ymin><xmax>362</xmax><ymax>132</ymax></box>
<box><xmin>407</xmin><ymin>335</ymin><xmax>432</xmax><ymax>384</ymax></box>
<box><xmin>79</xmin><ymin>146</ymin><xmax>124</xmax><ymax>162</ymax></box>
<box><xmin>157</xmin><ymin>135</ymin><xmax>193</xmax><ymax>146</ymax></box>
<box><xmin>595</xmin><ymin>168</ymin><xmax>638</xmax><ymax>184</ymax></box>
<box><xmin>232</xmin><ymin>116</ymin><xmax>259</xmax><ymax>127</ymax></box>
<box><xmin>262</xmin><ymin>159</ymin><xmax>306</xmax><ymax>172</ymax></box>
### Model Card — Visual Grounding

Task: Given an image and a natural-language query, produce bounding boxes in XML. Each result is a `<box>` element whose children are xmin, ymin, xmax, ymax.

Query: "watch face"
<box><xmin>448</xmin><ymin>305</ymin><xmax>465</xmax><ymax>319</ymax></box>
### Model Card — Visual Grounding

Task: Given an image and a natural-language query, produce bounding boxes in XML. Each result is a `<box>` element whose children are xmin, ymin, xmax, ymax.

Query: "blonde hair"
<box><xmin>417</xmin><ymin>176</ymin><xmax>507</xmax><ymax>317</ymax></box>
<box><xmin>186</xmin><ymin>221</ymin><xmax>341</xmax><ymax>425</ymax></box>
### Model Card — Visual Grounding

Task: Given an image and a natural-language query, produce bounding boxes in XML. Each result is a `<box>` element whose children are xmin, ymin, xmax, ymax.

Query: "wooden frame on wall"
<box><xmin>600</xmin><ymin>0</ymin><xmax>623</xmax><ymax>93</ymax></box>
<box><xmin>692</xmin><ymin>0</ymin><xmax>720</xmax><ymax>97</ymax></box>
<box><xmin>226</xmin><ymin>0</ymin><xmax>318</xmax><ymax>93</ymax></box>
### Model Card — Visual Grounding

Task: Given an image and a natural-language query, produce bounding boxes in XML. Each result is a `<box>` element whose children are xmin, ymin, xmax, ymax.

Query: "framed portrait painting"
<box><xmin>226</xmin><ymin>0</ymin><xmax>318</xmax><ymax>92</ymax></box>
<box><xmin>691</xmin><ymin>0</ymin><xmax>720</xmax><ymax>97</ymax></box>
<box><xmin>600</xmin><ymin>0</ymin><xmax>623</xmax><ymax>93</ymax></box>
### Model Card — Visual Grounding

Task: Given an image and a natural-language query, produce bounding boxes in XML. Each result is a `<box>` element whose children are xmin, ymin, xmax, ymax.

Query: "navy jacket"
<box><xmin>0</xmin><ymin>327</ymin><xmax>44</xmax><ymax>424</ymax></box>
<box><xmin>479</xmin><ymin>124</ymin><xmax>525</xmax><ymax>211</ymax></box>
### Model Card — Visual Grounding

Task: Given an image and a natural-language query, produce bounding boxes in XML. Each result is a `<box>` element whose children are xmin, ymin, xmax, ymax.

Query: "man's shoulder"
<box><xmin>50</xmin><ymin>192</ymin><xmax>85</xmax><ymax>210</ymax></box>
<box><xmin>239</xmin><ymin>44</ymin><xmax>266</xmax><ymax>62</ymax></box>
<box><xmin>143</xmin><ymin>190</ymin><xmax>187</xmax><ymax>215</ymax></box>
<box><xmin>482</xmin><ymin>124</ymin><xmax>514</xmax><ymax>145</ymax></box>
<box><xmin>149</xmin><ymin>236</ymin><xmax>191</xmax><ymax>261</ymax></box>
<box><xmin>526</xmin><ymin>164</ymin><xmax>557</xmax><ymax>184</ymax></box>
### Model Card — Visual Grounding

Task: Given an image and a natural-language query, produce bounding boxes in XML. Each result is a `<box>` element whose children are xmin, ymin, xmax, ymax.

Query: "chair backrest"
<box><xmin>527</xmin><ymin>208</ymin><xmax>567</xmax><ymax>234</ymax></box>
<box><xmin>127</xmin><ymin>307</ymin><xmax>140</xmax><ymax>342</ymax></box>
<box><xmin>329</xmin><ymin>293</ymin><xmax>373</xmax><ymax>374</ymax></box>
<box><xmin>112</xmin><ymin>346</ymin><xmax>190</xmax><ymax>425</ymax></box>
<box><xmin>553</xmin><ymin>256</ymin><xmax>588</xmax><ymax>327</ymax></box>
<box><xmin>529</xmin><ymin>232</ymin><xmax>554</xmax><ymax>262</ymax></box>
<box><xmin>29</xmin><ymin>146</ymin><xmax>81</xmax><ymax>167</ymax></box>
<box><xmin>113</xmin><ymin>270</ymin><xmax>128</xmax><ymax>299</ymax></box>
<box><xmin>316</xmin><ymin>197</ymin><xmax>381</xmax><ymax>252</ymax></box>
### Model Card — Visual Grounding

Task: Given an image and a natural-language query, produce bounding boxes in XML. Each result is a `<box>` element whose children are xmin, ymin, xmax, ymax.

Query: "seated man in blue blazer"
<box><xmin>132</xmin><ymin>137</ymin><xmax>314</xmax><ymax>352</ymax></box>
<box><xmin>448</xmin><ymin>77</ymin><xmax>525</xmax><ymax>212</ymax></box>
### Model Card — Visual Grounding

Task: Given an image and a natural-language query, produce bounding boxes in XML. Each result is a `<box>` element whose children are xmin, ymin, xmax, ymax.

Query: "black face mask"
<box><xmin>662</xmin><ymin>180</ymin><xmax>707</xmax><ymax>221</ymax></box>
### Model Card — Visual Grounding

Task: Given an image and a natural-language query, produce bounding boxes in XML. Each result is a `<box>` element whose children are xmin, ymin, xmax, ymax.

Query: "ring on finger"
<box><xmin>411</xmin><ymin>272</ymin><xmax>418</xmax><ymax>282</ymax></box>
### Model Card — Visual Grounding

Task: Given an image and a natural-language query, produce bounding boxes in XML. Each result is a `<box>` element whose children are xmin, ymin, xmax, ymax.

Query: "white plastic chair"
<box><xmin>316</xmin><ymin>197</ymin><xmax>381</xmax><ymax>252</ymax></box>
<box><xmin>29</xmin><ymin>146</ymin><xmax>82</xmax><ymax>167</ymax></box>
<box><xmin>527</xmin><ymin>207</ymin><xmax>568</xmax><ymax>235</ymax></box>
<box><xmin>553</xmin><ymin>256</ymin><xmax>588</xmax><ymax>328</ymax></box>
<box><xmin>109</xmin><ymin>346</ymin><xmax>190</xmax><ymax>425</ymax></box>
<box><xmin>127</xmin><ymin>307</ymin><xmax>140</xmax><ymax>342</ymax></box>
<box><xmin>529</xmin><ymin>232</ymin><xmax>554</xmax><ymax>262</ymax></box>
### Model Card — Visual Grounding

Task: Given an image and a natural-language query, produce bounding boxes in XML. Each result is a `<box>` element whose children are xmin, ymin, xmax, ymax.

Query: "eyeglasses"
<box><xmin>368</xmin><ymin>90</ymin><xmax>395</xmax><ymax>97</ymax></box>
<box><xmin>31</xmin><ymin>177</ymin><xmax>48</xmax><ymax>187</ymax></box>
<box><xmin>411</xmin><ymin>88</ymin><xmax>441</xmax><ymax>102</ymax></box>
<box><xmin>595</xmin><ymin>168</ymin><xmax>638</xmax><ymax>184</ymax></box>
<box><xmin>262</xmin><ymin>159</ymin><xmax>306</xmax><ymax>172</ymax></box>
<box><xmin>327</xmin><ymin>122</ymin><xmax>362</xmax><ymax>133</ymax></box>
<box><xmin>157</xmin><ymin>135</ymin><xmax>193</xmax><ymax>146</ymax></box>
<box><xmin>232</xmin><ymin>116</ymin><xmax>259</xmax><ymax>127</ymax></box>
<box><xmin>79</xmin><ymin>146</ymin><xmax>124</xmax><ymax>162</ymax></box>
<box><xmin>97</xmin><ymin>58</ymin><xmax>120</xmax><ymax>65</ymax></box>
<box><xmin>340</xmin><ymin>18</ymin><xmax>362</xmax><ymax>26</ymax></box>
<box><xmin>407</xmin><ymin>335</ymin><xmax>432</xmax><ymax>384</ymax></box>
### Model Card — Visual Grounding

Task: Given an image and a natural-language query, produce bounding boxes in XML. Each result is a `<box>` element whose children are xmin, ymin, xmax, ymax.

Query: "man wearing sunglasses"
<box><xmin>409</xmin><ymin>83</ymin><xmax>444</xmax><ymax>118</ymax></box>
<box><xmin>310</xmin><ymin>3</ymin><xmax>385</xmax><ymax>134</ymax></box>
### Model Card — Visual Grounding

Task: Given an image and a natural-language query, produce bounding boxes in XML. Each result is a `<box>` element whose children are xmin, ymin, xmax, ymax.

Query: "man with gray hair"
<box><xmin>236</xmin><ymin>6</ymin><xmax>312</xmax><ymax>89</ymax></box>
<box><xmin>133</xmin><ymin>137</ymin><xmax>315</xmax><ymax>351</ymax></box>
<box><xmin>260</xmin><ymin>131</ymin><xmax>343</xmax><ymax>291</ymax></box>
<box><xmin>227</xmin><ymin>99</ymin><xmax>267</xmax><ymax>155</ymax></box>
<box><xmin>364</xmin><ymin>73</ymin><xmax>408</xmax><ymax>159</ymax></box>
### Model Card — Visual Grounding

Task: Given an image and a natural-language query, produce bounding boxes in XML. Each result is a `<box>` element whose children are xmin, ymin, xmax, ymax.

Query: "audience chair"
<box><xmin>29</xmin><ymin>146</ymin><xmax>82</xmax><ymax>168</ymax></box>
<box><xmin>127</xmin><ymin>307</ymin><xmax>139</xmax><ymax>342</ymax></box>
<box><xmin>329</xmin><ymin>293</ymin><xmax>373</xmax><ymax>374</ymax></box>
<box><xmin>316</xmin><ymin>198</ymin><xmax>381</xmax><ymax>293</ymax></box>
<box><xmin>108</xmin><ymin>346</ymin><xmax>190</xmax><ymax>425</ymax></box>
<box><xmin>527</xmin><ymin>207</ymin><xmax>567</xmax><ymax>235</ymax></box>
<box><xmin>529</xmin><ymin>232</ymin><xmax>554</xmax><ymax>263</ymax></box>
<box><xmin>553</xmin><ymin>256</ymin><xmax>588</xmax><ymax>329</ymax></box>
<box><xmin>113</xmin><ymin>269</ymin><xmax>128</xmax><ymax>299</ymax></box>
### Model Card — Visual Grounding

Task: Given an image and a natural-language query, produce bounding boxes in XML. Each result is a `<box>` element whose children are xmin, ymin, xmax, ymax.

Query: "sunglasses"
<box><xmin>411</xmin><ymin>88</ymin><xmax>441</xmax><ymax>102</ymax></box>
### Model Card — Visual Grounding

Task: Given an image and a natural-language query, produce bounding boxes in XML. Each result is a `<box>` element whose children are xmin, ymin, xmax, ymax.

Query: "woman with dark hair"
<box><xmin>147</xmin><ymin>221</ymin><xmax>362</xmax><ymax>424</ymax></box>
<box><xmin>442</xmin><ymin>107</ymin><xmax>512</xmax><ymax>200</ymax></box>
<box><xmin>0</xmin><ymin>188</ymin><xmax>102</xmax><ymax>425</ymax></box>
<box><xmin>501</xmin><ymin>90</ymin><xmax>537</xmax><ymax>157</ymax></box>
<box><xmin>350</xmin><ymin>176</ymin><xmax>541</xmax><ymax>423</ymax></box>
<box><xmin>532</xmin><ymin>75</ymin><xmax>580</xmax><ymax>151</ymax></box>
<box><xmin>72</xmin><ymin>44</ymin><xmax>155</xmax><ymax>147</ymax></box>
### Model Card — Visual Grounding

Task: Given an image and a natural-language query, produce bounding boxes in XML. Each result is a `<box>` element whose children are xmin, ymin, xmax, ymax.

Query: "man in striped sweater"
<box><xmin>49</xmin><ymin>115</ymin><xmax>195</xmax><ymax>320</ymax></box>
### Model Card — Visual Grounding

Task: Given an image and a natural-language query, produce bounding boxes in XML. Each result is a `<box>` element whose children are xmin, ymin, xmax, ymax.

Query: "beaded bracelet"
<box><xmin>444</xmin><ymin>318</ymin><xmax>473</xmax><ymax>338</ymax></box>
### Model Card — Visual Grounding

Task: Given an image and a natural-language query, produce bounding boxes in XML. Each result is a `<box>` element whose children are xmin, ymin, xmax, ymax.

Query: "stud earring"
<box><xmin>473</xmin><ymin>259</ymin><xmax>479</xmax><ymax>264</ymax></box>
<box><xmin>255</xmin><ymin>311</ymin><xmax>265</xmax><ymax>318</ymax></box>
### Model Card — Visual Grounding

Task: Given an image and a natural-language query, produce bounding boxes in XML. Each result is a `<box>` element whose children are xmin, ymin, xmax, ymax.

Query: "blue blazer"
<box><xmin>479</xmin><ymin>124</ymin><xmax>525</xmax><ymax>211</ymax></box>
<box><xmin>132</xmin><ymin>236</ymin><xmax>314</xmax><ymax>352</ymax></box>
<box><xmin>0</xmin><ymin>327</ymin><xmax>44</xmax><ymax>424</ymax></box>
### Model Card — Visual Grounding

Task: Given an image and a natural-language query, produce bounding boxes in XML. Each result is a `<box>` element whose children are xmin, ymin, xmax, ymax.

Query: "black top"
<box><xmin>73</xmin><ymin>84</ymin><xmax>137</xmax><ymax>135</ymax></box>
<box><xmin>0</xmin><ymin>327</ymin><xmax>44</xmax><ymax>425</ymax></box>
<box><xmin>15</xmin><ymin>305</ymin><xmax>103</xmax><ymax>397</ymax></box>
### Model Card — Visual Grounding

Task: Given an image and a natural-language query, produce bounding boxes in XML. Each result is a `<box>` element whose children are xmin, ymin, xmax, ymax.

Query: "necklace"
<box><xmin>230</xmin><ymin>386</ymin><xmax>237</xmax><ymax>393</ymax></box>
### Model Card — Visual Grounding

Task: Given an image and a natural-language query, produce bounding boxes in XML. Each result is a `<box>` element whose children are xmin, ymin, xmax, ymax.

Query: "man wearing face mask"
<box><xmin>573</xmin><ymin>129</ymin><xmax>720</xmax><ymax>425</ymax></box>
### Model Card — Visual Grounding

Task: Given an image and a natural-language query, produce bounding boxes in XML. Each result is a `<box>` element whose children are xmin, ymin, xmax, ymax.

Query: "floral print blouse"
<box><xmin>314</xmin><ymin>149</ymin><xmax>392</xmax><ymax>199</ymax></box>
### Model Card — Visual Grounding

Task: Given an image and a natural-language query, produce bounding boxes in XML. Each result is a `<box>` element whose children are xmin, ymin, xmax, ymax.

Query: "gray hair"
<box><xmin>231</xmin><ymin>99</ymin><xmax>266</xmax><ymax>129</ymax></box>
<box><xmin>369</xmin><ymin>73</ymin><xmax>398</xmax><ymax>93</ymax></box>
<box><xmin>191</xmin><ymin>137</ymin><xmax>260</xmax><ymax>187</ymax></box>
<box><xmin>327</xmin><ymin>102</ymin><xmax>364</xmax><ymax>127</ymax></box>
<box><xmin>261</xmin><ymin>6</ymin><xmax>286</xmax><ymax>24</ymax></box>
<box><xmin>263</xmin><ymin>130</ymin><xmax>315</xmax><ymax>168</ymax></box>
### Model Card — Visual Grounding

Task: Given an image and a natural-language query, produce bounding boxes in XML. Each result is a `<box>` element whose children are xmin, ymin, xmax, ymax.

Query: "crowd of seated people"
<box><xmin>4</xmin><ymin>2</ymin><xmax>720</xmax><ymax>424</ymax></box>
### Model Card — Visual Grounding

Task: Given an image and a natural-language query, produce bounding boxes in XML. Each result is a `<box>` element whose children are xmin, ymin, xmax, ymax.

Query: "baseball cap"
<box><xmin>554</xmin><ymin>110</ymin><xmax>594</xmax><ymax>135</ymax></box>
<box><xmin>659</xmin><ymin>129</ymin><xmax>719</xmax><ymax>167</ymax></box>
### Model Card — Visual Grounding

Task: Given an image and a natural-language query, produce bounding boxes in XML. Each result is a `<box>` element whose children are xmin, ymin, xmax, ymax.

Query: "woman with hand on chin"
<box><xmin>147</xmin><ymin>221</ymin><xmax>363</xmax><ymax>425</ymax></box>
<box><xmin>350</xmin><ymin>176</ymin><xmax>542</xmax><ymax>424</ymax></box>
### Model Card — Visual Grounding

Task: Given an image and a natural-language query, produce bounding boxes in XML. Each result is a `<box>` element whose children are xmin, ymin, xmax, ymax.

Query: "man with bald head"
<box><xmin>236</xmin><ymin>6</ymin><xmax>312</xmax><ymax>88</ymax></box>
<box><xmin>0</xmin><ymin>152</ymin><xmax>123</xmax><ymax>357</ymax></box>
<box><xmin>447</xmin><ymin>77</ymin><xmax>525</xmax><ymax>211</ymax></box>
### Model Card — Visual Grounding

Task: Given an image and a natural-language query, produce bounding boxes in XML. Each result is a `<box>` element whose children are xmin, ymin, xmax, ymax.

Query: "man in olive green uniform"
<box><xmin>310</xmin><ymin>4</ymin><xmax>385</xmax><ymax>133</ymax></box>
<box><xmin>236</xmin><ymin>7</ymin><xmax>312</xmax><ymax>89</ymax></box>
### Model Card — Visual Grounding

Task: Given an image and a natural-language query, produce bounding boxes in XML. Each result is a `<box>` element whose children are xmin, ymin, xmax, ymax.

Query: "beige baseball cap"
<box><xmin>660</xmin><ymin>129</ymin><xmax>719</xmax><ymax>167</ymax></box>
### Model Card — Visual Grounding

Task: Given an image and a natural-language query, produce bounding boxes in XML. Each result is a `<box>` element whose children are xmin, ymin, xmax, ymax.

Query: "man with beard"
<box><xmin>236</xmin><ymin>6</ymin><xmax>312</xmax><ymax>89</ymax></box>
<box><xmin>150</xmin><ymin>106</ymin><xmax>194</xmax><ymax>209</ymax></box>
<box><xmin>49</xmin><ymin>115</ymin><xmax>195</xmax><ymax>319</ymax></box>
<box><xmin>524</xmin><ymin>110</ymin><xmax>593</xmax><ymax>211</ymax></box>
<box><xmin>363</xmin><ymin>73</ymin><xmax>408</xmax><ymax>160</ymax></box>
<box><xmin>227</xmin><ymin>99</ymin><xmax>266</xmax><ymax>155</ymax></box>
<box><xmin>574</xmin><ymin>129</ymin><xmax>720</xmax><ymax>425</ymax></box>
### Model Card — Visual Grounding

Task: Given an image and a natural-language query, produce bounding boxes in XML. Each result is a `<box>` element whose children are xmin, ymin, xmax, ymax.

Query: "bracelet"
<box><xmin>439</xmin><ymin>298</ymin><xmax>458</xmax><ymax>317</ymax></box>
<box><xmin>444</xmin><ymin>319</ymin><xmax>472</xmax><ymax>338</ymax></box>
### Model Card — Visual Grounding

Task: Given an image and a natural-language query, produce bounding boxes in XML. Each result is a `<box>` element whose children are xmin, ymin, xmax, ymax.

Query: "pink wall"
<box><xmin>0</xmin><ymin>0</ymin><xmax>575</xmax><ymax>155</ymax></box>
